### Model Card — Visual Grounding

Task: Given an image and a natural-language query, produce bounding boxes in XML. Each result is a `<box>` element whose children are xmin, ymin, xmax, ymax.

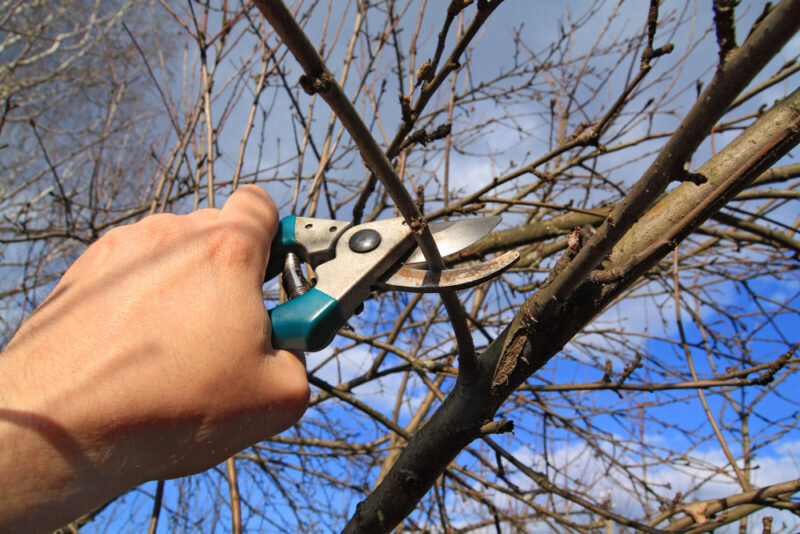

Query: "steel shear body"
<box><xmin>265</xmin><ymin>215</ymin><xmax>518</xmax><ymax>352</ymax></box>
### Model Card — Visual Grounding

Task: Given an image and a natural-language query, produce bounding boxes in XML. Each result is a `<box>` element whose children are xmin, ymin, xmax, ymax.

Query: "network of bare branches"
<box><xmin>2</xmin><ymin>0</ymin><xmax>800</xmax><ymax>532</ymax></box>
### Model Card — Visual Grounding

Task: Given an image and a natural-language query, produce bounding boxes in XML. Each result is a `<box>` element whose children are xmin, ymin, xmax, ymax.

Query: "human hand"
<box><xmin>0</xmin><ymin>185</ymin><xmax>308</xmax><ymax>532</ymax></box>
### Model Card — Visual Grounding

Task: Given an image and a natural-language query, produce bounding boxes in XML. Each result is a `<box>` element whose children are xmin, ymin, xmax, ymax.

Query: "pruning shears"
<box><xmin>265</xmin><ymin>215</ymin><xmax>519</xmax><ymax>352</ymax></box>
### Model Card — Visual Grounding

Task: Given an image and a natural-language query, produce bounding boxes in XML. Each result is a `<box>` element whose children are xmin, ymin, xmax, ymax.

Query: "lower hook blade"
<box><xmin>378</xmin><ymin>250</ymin><xmax>519</xmax><ymax>293</ymax></box>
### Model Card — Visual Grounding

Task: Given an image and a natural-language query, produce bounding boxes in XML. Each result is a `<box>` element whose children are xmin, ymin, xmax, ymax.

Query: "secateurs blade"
<box><xmin>265</xmin><ymin>215</ymin><xmax>518</xmax><ymax>351</ymax></box>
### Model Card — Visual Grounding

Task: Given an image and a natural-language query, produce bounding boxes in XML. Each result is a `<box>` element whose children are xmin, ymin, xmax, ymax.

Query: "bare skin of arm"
<box><xmin>0</xmin><ymin>186</ymin><xmax>309</xmax><ymax>533</ymax></box>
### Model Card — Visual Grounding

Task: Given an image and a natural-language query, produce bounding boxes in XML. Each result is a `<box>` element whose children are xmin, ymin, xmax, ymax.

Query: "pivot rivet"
<box><xmin>349</xmin><ymin>229</ymin><xmax>381</xmax><ymax>253</ymax></box>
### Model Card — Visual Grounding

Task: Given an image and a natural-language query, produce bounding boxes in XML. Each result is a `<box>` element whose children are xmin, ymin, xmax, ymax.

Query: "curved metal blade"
<box><xmin>379</xmin><ymin>250</ymin><xmax>519</xmax><ymax>293</ymax></box>
<box><xmin>404</xmin><ymin>216</ymin><xmax>502</xmax><ymax>265</ymax></box>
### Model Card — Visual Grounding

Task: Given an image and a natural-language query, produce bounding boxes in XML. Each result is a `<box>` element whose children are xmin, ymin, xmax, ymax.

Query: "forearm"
<box><xmin>0</xmin><ymin>345</ymin><xmax>133</xmax><ymax>533</ymax></box>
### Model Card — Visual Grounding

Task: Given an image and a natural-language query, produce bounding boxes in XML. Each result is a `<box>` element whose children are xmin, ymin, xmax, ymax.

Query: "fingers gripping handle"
<box><xmin>268</xmin><ymin>288</ymin><xmax>346</xmax><ymax>352</ymax></box>
<box><xmin>265</xmin><ymin>215</ymin><xmax>347</xmax><ymax>351</ymax></box>
<box><xmin>265</xmin><ymin>215</ymin><xmax>298</xmax><ymax>281</ymax></box>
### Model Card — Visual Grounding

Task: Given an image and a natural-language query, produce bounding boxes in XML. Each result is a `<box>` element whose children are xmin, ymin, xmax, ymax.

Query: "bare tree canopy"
<box><xmin>2</xmin><ymin>0</ymin><xmax>800</xmax><ymax>532</ymax></box>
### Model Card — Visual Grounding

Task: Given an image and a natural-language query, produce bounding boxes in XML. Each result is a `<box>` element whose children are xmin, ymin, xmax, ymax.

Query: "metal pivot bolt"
<box><xmin>282</xmin><ymin>253</ymin><xmax>311</xmax><ymax>299</ymax></box>
<box><xmin>349</xmin><ymin>229</ymin><xmax>381</xmax><ymax>253</ymax></box>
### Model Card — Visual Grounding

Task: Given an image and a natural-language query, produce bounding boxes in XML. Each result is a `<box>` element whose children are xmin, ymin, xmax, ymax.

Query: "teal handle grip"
<box><xmin>268</xmin><ymin>288</ymin><xmax>346</xmax><ymax>352</ymax></box>
<box><xmin>265</xmin><ymin>215</ymin><xmax>298</xmax><ymax>281</ymax></box>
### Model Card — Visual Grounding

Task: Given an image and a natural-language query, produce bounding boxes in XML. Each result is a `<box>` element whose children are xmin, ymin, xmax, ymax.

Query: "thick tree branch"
<box><xmin>342</xmin><ymin>77</ymin><xmax>800</xmax><ymax>534</ymax></box>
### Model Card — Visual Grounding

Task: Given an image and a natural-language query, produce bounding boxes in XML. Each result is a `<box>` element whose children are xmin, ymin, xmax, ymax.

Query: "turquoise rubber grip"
<box><xmin>268</xmin><ymin>288</ymin><xmax>346</xmax><ymax>352</ymax></box>
<box><xmin>265</xmin><ymin>215</ymin><xmax>298</xmax><ymax>281</ymax></box>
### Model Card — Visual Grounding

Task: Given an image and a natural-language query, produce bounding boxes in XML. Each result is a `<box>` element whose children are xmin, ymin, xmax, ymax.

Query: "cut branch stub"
<box><xmin>298</xmin><ymin>72</ymin><xmax>334</xmax><ymax>95</ymax></box>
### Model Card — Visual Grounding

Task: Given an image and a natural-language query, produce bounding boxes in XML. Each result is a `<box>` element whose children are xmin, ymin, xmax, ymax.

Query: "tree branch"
<box><xmin>341</xmin><ymin>67</ymin><xmax>800</xmax><ymax>534</ymax></box>
<box><xmin>541</xmin><ymin>0</ymin><xmax>800</xmax><ymax>309</ymax></box>
<box><xmin>652</xmin><ymin>478</ymin><xmax>800</xmax><ymax>531</ymax></box>
<box><xmin>252</xmin><ymin>0</ymin><xmax>479</xmax><ymax>377</ymax></box>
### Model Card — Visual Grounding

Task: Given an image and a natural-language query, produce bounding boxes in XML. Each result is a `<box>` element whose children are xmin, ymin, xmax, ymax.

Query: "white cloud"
<box><xmin>447</xmin><ymin>155</ymin><xmax>497</xmax><ymax>196</ymax></box>
<box><xmin>457</xmin><ymin>436</ymin><xmax>800</xmax><ymax>533</ymax></box>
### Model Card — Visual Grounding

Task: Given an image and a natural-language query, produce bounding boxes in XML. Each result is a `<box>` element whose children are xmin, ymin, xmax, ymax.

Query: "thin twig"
<box><xmin>483</xmin><ymin>437</ymin><xmax>667</xmax><ymax>534</ymax></box>
<box><xmin>352</xmin><ymin>0</ymin><xmax>505</xmax><ymax>224</ymax></box>
<box><xmin>147</xmin><ymin>480</ymin><xmax>164</xmax><ymax>534</ymax></box>
<box><xmin>29</xmin><ymin>119</ymin><xmax>73</xmax><ymax>231</ymax></box>
<box><xmin>226</xmin><ymin>457</ymin><xmax>242</xmax><ymax>534</ymax></box>
<box><xmin>673</xmin><ymin>250</ymin><xmax>750</xmax><ymax>490</ymax></box>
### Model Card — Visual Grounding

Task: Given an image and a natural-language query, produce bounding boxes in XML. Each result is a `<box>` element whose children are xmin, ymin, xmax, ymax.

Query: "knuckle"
<box><xmin>138</xmin><ymin>214</ymin><xmax>184</xmax><ymax>249</ymax></box>
<box><xmin>85</xmin><ymin>224</ymin><xmax>135</xmax><ymax>261</ymax></box>
<box><xmin>288</xmin><ymin>375</ymin><xmax>311</xmax><ymax>409</ymax></box>
<box><xmin>95</xmin><ymin>225</ymin><xmax>126</xmax><ymax>251</ymax></box>
<box><xmin>275</xmin><ymin>377</ymin><xmax>310</xmax><ymax>429</ymax></box>
<box><xmin>279</xmin><ymin>354</ymin><xmax>310</xmax><ymax>413</ymax></box>
<box><xmin>235</xmin><ymin>185</ymin><xmax>279</xmax><ymax>228</ymax></box>
<box><xmin>74</xmin><ymin>214</ymin><xmax>187</xmax><ymax>273</ymax></box>
<box><xmin>262</xmin><ymin>353</ymin><xmax>310</xmax><ymax>428</ymax></box>
<box><xmin>203</xmin><ymin>222</ymin><xmax>258</xmax><ymax>267</ymax></box>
